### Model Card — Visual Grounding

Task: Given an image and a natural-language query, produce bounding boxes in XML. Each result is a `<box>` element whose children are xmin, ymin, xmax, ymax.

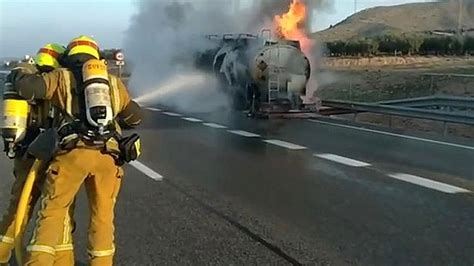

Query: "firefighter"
<box><xmin>0</xmin><ymin>43</ymin><xmax>76</xmax><ymax>266</ymax></box>
<box><xmin>7</xmin><ymin>35</ymin><xmax>142</xmax><ymax>266</ymax></box>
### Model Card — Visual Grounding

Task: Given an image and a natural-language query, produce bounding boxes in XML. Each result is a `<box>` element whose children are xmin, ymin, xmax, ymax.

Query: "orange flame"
<box><xmin>274</xmin><ymin>0</ymin><xmax>313</xmax><ymax>54</ymax></box>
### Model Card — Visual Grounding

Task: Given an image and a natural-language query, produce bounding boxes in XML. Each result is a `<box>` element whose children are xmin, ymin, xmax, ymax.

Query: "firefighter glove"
<box><xmin>118</xmin><ymin>133</ymin><xmax>141</xmax><ymax>163</ymax></box>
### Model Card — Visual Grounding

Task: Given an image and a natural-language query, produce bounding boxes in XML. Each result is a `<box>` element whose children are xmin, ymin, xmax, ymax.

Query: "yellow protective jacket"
<box><xmin>9</xmin><ymin>63</ymin><xmax>52</xmax><ymax>148</ymax></box>
<box><xmin>10</xmin><ymin>67</ymin><xmax>142</xmax><ymax>131</ymax></box>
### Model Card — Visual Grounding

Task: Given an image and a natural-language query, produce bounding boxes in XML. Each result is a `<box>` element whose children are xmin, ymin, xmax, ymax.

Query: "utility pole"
<box><xmin>458</xmin><ymin>0</ymin><xmax>463</xmax><ymax>35</ymax></box>
<box><xmin>354</xmin><ymin>0</ymin><xmax>357</xmax><ymax>13</ymax></box>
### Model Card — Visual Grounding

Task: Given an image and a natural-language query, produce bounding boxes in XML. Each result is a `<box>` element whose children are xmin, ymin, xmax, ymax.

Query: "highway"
<box><xmin>0</xmin><ymin>105</ymin><xmax>473</xmax><ymax>265</ymax></box>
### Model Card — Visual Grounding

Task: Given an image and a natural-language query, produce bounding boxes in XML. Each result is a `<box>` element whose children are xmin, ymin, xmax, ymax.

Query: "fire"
<box><xmin>274</xmin><ymin>0</ymin><xmax>313</xmax><ymax>54</ymax></box>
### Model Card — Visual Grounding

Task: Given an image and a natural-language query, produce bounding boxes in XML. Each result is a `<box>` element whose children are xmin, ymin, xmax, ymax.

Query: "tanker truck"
<box><xmin>195</xmin><ymin>30</ymin><xmax>311</xmax><ymax>114</ymax></box>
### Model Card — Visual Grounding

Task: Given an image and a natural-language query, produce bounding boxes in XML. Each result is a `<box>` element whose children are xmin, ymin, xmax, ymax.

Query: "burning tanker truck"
<box><xmin>194</xmin><ymin>30</ymin><xmax>311</xmax><ymax>113</ymax></box>
<box><xmin>194</xmin><ymin>0</ymin><xmax>316</xmax><ymax>114</ymax></box>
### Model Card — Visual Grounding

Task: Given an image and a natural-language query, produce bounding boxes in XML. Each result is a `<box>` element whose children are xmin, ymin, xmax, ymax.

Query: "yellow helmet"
<box><xmin>34</xmin><ymin>43</ymin><xmax>66</xmax><ymax>69</ymax></box>
<box><xmin>66</xmin><ymin>35</ymin><xmax>100</xmax><ymax>59</ymax></box>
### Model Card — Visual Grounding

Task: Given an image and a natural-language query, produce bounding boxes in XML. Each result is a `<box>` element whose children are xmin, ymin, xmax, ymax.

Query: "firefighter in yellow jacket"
<box><xmin>7</xmin><ymin>35</ymin><xmax>143</xmax><ymax>266</ymax></box>
<box><xmin>0</xmin><ymin>43</ymin><xmax>76</xmax><ymax>266</ymax></box>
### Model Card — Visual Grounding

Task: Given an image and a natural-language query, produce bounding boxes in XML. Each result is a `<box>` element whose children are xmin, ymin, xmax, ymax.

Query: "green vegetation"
<box><xmin>324</xmin><ymin>35</ymin><xmax>474</xmax><ymax>57</ymax></box>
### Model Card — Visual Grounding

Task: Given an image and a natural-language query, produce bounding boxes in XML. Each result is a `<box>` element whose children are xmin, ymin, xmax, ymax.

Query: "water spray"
<box><xmin>133</xmin><ymin>72</ymin><xmax>209</xmax><ymax>105</ymax></box>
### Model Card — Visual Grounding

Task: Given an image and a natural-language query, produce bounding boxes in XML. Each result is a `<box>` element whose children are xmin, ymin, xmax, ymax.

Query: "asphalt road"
<box><xmin>0</xmin><ymin>106</ymin><xmax>473</xmax><ymax>265</ymax></box>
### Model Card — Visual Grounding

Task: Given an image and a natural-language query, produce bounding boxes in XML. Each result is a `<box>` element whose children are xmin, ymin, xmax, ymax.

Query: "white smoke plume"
<box><xmin>124</xmin><ymin>0</ymin><xmax>273</xmax><ymax>112</ymax></box>
<box><xmin>124</xmin><ymin>1</ymin><xmax>226</xmax><ymax>112</ymax></box>
<box><xmin>124</xmin><ymin>0</ymin><xmax>333</xmax><ymax>112</ymax></box>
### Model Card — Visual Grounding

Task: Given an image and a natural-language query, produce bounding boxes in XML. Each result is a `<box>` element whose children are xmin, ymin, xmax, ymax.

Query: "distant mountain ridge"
<box><xmin>313</xmin><ymin>1</ymin><xmax>474</xmax><ymax>42</ymax></box>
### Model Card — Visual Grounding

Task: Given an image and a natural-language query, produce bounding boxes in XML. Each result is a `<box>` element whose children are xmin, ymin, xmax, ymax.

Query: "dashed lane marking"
<box><xmin>203</xmin><ymin>123</ymin><xmax>227</xmax><ymax>129</ymax></box>
<box><xmin>388</xmin><ymin>173</ymin><xmax>471</xmax><ymax>194</ymax></box>
<box><xmin>162</xmin><ymin>112</ymin><xmax>182</xmax><ymax>117</ymax></box>
<box><xmin>263</xmin><ymin>139</ymin><xmax>307</xmax><ymax>150</ymax></box>
<box><xmin>227</xmin><ymin>130</ymin><xmax>261</xmax><ymax>138</ymax></box>
<box><xmin>140</xmin><ymin>111</ymin><xmax>473</xmax><ymax>194</ymax></box>
<box><xmin>129</xmin><ymin>161</ymin><xmax>164</xmax><ymax>181</ymax></box>
<box><xmin>314</xmin><ymin>153</ymin><xmax>371</xmax><ymax>167</ymax></box>
<box><xmin>309</xmin><ymin>119</ymin><xmax>474</xmax><ymax>151</ymax></box>
<box><xmin>182</xmin><ymin>117</ymin><xmax>203</xmax><ymax>122</ymax></box>
<box><xmin>146</xmin><ymin>107</ymin><xmax>162</xmax><ymax>112</ymax></box>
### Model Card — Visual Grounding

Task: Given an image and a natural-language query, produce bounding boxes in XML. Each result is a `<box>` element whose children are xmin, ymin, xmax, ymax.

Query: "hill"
<box><xmin>312</xmin><ymin>1</ymin><xmax>474</xmax><ymax>42</ymax></box>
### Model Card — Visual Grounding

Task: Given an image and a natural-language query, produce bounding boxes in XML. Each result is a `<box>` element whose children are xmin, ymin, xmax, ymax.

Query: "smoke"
<box><xmin>305</xmin><ymin>0</ymin><xmax>335</xmax><ymax>31</ymax></box>
<box><xmin>252</xmin><ymin>0</ymin><xmax>333</xmax><ymax>31</ymax></box>
<box><xmin>124</xmin><ymin>0</ymin><xmax>291</xmax><ymax>112</ymax></box>
<box><xmin>124</xmin><ymin>1</ymin><xmax>227</xmax><ymax>112</ymax></box>
<box><xmin>124</xmin><ymin>0</ymin><xmax>334</xmax><ymax>112</ymax></box>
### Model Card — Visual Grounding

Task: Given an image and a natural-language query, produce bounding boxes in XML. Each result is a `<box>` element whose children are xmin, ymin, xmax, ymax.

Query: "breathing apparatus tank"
<box><xmin>82</xmin><ymin>59</ymin><xmax>113</xmax><ymax>134</ymax></box>
<box><xmin>1</xmin><ymin>80</ymin><xmax>29</xmax><ymax>158</ymax></box>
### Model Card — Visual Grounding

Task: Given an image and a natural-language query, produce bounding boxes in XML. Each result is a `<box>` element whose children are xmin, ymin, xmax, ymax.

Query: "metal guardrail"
<box><xmin>321</xmin><ymin>99</ymin><xmax>474</xmax><ymax>126</ymax></box>
<box><xmin>422</xmin><ymin>73</ymin><xmax>474</xmax><ymax>78</ymax></box>
<box><xmin>379</xmin><ymin>96</ymin><xmax>474</xmax><ymax>110</ymax></box>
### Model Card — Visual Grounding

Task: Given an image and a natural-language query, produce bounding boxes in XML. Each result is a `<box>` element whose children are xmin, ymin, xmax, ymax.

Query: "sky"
<box><xmin>0</xmin><ymin>0</ymin><xmax>432</xmax><ymax>58</ymax></box>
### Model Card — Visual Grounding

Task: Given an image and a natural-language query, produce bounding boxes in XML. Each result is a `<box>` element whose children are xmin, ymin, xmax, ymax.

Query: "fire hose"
<box><xmin>13</xmin><ymin>159</ymin><xmax>42</xmax><ymax>266</ymax></box>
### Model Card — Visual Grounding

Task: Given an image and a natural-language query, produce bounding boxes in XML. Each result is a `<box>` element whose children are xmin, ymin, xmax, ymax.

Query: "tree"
<box><xmin>420</xmin><ymin>38</ymin><xmax>444</xmax><ymax>55</ymax></box>
<box><xmin>326</xmin><ymin>41</ymin><xmax>346</xmax><ymax>56</ymax></box>
<box><xmin>406</xmin><ymin>35</ymin><xmax>424</xmax><ymax>55</ymax></box>
<box><xmin>445</xmin><ymin>37</ymin><xmax>463</xmax><ymax>55</ymax></box>
<box><xmin>464</xmin><ymin>36</ymin><xmax>474</xmax><ymax>54</ymax></box>
<box><xmin>357</xmin><ymin>40</ymin><xmax>371</xmax><ymax>56</ymax></box>
<box><xmin>324</xmin><ymin>35</ymin><xmax>473</xmax><ymax>57</ymax></box>
<box><xmin>377</xmin><ymin>35</ymin><xmax>411</xmax><ymax>55</ymax></box>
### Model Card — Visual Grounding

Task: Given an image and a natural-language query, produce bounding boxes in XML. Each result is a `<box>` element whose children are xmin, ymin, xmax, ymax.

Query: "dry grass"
<box><xmin>313</xmin><ymin>1</ymin><xmax>474</xmax><ymax>42</ymax></box>
<box><xmin>321</xmin><ymin>56</ymin><xmax>474</xmax><ymax>69</ymax></box>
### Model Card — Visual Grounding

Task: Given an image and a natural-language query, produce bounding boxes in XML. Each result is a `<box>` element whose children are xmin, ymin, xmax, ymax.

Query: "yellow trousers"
<box><xmin>25</xmin><ymin>148</ymin><xmax>123</xmax><ymax>266</ymax></box>
<box><xmin>0</xmin><ymin>157</ymin><xmax>75</xmax><ymax>265</ymax></box>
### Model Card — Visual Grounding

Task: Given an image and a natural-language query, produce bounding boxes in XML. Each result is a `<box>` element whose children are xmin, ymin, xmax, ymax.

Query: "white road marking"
<box><xmin>203</xmin><ymin>122</ymin><xmax>227</xmax><ymax>129</ymax></box>
<box><xmin>263</xmin><ymin>139</ymin><xmax>307</xmax><ymax>150</ymax></box>
<box><xmin>314</xmin><ymin>153</ymin><xmax>371</xmax><ymax>167</ymax></box>
<box><xmin>129</xmin><ymin>161</ymin><xmax>163</xmax><ymax>181</ymax></box>
<box><xmin>227</xmin><ymin>130</ymin><xmax>261</xmax><ymax>138</ymax></box>
<box><xmin>182</xmin><ymin>117</ymin><xmax>203</xmax><ymax>122</ymax></box>
<box><xmin>162</xmin><ymin>112</ymin><xmax>182</xmax><ymax>117</ymax></box>
<box><xmin>388</xmin><ymin>173</ymin><xmax>471</xmax><ymax>194</ymax></box>
<box><xmin>146</xmin><ymin>107</ymin><xmax>162</xmax><ymax>112</ymax></box>
<box><xmin>309</xmin><ymin>119</ymin><xmax>474</xmax><ymax>151</ymax></box>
